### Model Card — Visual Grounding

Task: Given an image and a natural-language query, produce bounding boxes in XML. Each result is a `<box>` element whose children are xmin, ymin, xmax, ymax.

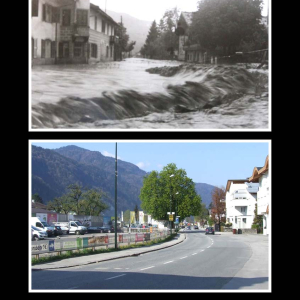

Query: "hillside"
<box><xmin>106</xmin><ymin>10</ymin><xmax>151</xmax><ymax>54</ymax></box>
<box><xmin>31</xmin><ymin>146</ymin><xmax>216</xmax><ymax>216</ymax></box>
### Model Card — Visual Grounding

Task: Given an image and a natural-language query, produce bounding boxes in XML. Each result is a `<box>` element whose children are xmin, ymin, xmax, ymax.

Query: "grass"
<box><xmin>31</xmin><ymin>233</ymin><xmax>177</xmax><ymax>266</ymax></box>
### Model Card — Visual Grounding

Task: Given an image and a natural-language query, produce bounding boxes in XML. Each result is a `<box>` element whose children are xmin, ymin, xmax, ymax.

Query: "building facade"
<box><xmin>89</xmin><ymin>3</ymin><xmax>119</xmax><ymax>63</ymax></box>
<box><xmin>176</xmin><ymin>12</ymin><xmax>210</xmax><ymax>63</ymax></box>
<box><xmin>248</xmin><ymin>156</ymin><xmax>270</xmax><ymax>235</ymax></box>
<box><xmin>31</xmin><ymin>0</ymin><xmax>120</xmax><ymax>65</ymax></box>
<box><xmin>225</xmin><ymin>180</ymin><xmax>259</xmax><ymax>230</ymax></box>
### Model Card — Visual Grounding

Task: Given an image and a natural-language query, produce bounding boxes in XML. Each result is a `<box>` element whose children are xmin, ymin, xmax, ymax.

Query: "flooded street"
<box><xmin>31</xmin><ymin>58</ymin><xmax>269</xmax><ymax>129</ymax></box>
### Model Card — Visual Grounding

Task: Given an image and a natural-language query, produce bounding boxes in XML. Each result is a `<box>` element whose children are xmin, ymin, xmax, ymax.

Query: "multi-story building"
<box><xmin>89</xmin><ymin>3</ymin><xmax>119</xmax><ymax>63</ymax></box>
<box><xmin>31</xmin><ymin>0</ymin><xmax>120</xmax><ymax>65</ymax></box>
<box><xmin>248</xmin><ymin>156</ymin><xmax>270</xmax><ymax>235</ymax></box>
<box><xmin>31</xmin><ymin>0</ymin><xmax>90</xmax><ymax>65</ymax></box>
<box><xmin>225</xmin><ymin>180</ymin><xmax>259</xmax><ymax>230</ymax></box>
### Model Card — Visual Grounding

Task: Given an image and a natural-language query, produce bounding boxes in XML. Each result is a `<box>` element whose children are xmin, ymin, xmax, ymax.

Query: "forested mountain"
<box><xmin>31</xmin><ymin>145</ymin><xmax>216</xmax><ymax>215</ymax></box>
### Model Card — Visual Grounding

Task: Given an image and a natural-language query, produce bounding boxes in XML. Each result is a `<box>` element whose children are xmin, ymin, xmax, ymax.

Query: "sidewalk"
<box><xmin>32</xmin><ymin>233</ymin><xmax>186</xmax><ymax>271</ymax></box>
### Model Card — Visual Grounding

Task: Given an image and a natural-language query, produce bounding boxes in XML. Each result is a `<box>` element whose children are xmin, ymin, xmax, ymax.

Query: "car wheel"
<box><xmin>33</xmin><ymin>235</ymin><xmax>39</xmax><ymax>241</ymax></box>
<box><xmin>76</xmin><ymin>231</ymin><xmax>80</xmax><ymax>235</ymax></box>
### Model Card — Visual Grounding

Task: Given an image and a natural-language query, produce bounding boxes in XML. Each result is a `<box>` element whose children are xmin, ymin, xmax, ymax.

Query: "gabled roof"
<box><xmin>226</xmin><ymin>179</ymin><xmax>248</xmax><ymax>193</ymax></box>
<box><xmin>181</xmin><ymin>12</ymin><xmax>194</xmax><ymax>26</ymax></box>
<box><xmin>248</xmin><ymin>155</ymin><xmax>269</xmax><ymax>182</ymax></box>
<box><xmin>90</xmin><ymin>3</ymin><xmax>120</xmax><ymax>27</ymax></box>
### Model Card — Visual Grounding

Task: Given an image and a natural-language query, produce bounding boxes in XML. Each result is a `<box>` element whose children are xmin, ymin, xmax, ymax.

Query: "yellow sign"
<box><xmin>169</xmin><ymin>215</ymin><xmax>174</xmax><ymax>221</ymax></box>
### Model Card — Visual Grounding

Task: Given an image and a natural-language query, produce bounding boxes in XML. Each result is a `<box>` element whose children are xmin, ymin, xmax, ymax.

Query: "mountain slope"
<box><xmin>31</xmin><ymin>146</ymin><xmax>216</xmax><ymax>216</ymax></box>
<box><xmin>106</xmin><ymin>10</ymin><xmax>151</xmax><ymax>54</ymax></box>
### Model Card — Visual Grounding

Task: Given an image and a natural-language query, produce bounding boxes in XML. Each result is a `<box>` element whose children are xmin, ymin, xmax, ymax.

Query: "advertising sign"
<box><xmin>169</xmin><ymin>215</ymin><xmax>174</xmax><ymax>221</ymax></box>
<box><xmin>130</xmin><ymin>211</ymin><xmax>135</xmax><ymax>224</ymax></box>
<box><xmin>63</xmin><ymin>241</ymin><xmax>77</xmax><ymax>249</ymax></box>
<box><xmin>135</xmin><ymin>233</ymin><xmax>144</xmax><ymax>242</ymax></box>
<box><xmin>36</xmin><ymin>213</ymin><xmax>47</xmax><ymax>222</ymax></box>
<box><xmin>47</xmin><ymin>213</ymin><xmax>57</xmax><ymax>224</ymax></box>
<box><xmin>31</xmin><ymin>241</ymin><xmax>49</xmax><ymax>253</ymax></box>
<box><xmin>103</xmin><ymin>216</ymin><xmax>111</xmax><ymax>226</ymax></box>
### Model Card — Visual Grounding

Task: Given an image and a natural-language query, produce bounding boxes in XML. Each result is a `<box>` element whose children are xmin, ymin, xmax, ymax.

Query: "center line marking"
<box><xmin>192</xmin><ymin>253</ymin><xmax>197</xmax><ymax>255</ymax></box>
<box><xmin>164</xmin><ymin>261</ymin><xmax>174</xmax><ymax>264</ymax></box>
<box><xmin>140</xmin><ymin>266</ymin><xmax>155</xmax><ymax>271</ymax></box>
<box><xmin>180</xmin><ymin>256</ymin><xmax>188</xmax><ymax>259</ymax></box>
<box><xmin>105</xmin><ymin>274</ymin><xmax>126</xmax><ymax>281</ymax></box>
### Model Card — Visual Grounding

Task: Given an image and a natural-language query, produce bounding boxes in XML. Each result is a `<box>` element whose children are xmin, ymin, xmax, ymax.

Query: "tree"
<box><xmin>115</xmin><ymin>22</ymin><xmax>130</xmax><ymax>60</ymax></box>
<box><xmin>210</xmin><ymin>186</ymin><xmax>226</xmax><ymax>228</ymax></box>
<box><xmin>81</xmin><ymin>188</ymin><xmax>109</xmax><ymax>216</ymax></box>
<box><xmin>125</xmin><ymin>41</ymin><xmax>136</xmax><ymax>57</ymax></box>
<box><xmin>67</xmin><ymin>183</ymin><xmax>84</xmax><ymax>215</ymax></box>
<box><xmin>189</xmin><ymin>0</ymin><xmax>265</xmax><ymax>56</ymax></box>
<box><xmin>32</xmin><ymin>193</ymin><xmax>43</xmax><ymax>204</ymax></box>
<box><xmin>134</xmin><ymin>204</ymin><xmax>139</xmax><ymax>224</ymax></box>
<box><xmin>123</xmin><ymin>209</ymin><xmax>130</xmax><ymax>224</ymax></box>
<box><xmin>143</xmin><ymin>20</ymin><xmax>159</xmax><ymax>59</ymax></box>
<box><xmin>140</xmin><ymin>163</ymin><xmax>202</xmax><ymax>226</ymax></box>
<box><xmin>47</xmin><ymin>194</ymin><xmax>73</xmax><ymax>215</ymax></box>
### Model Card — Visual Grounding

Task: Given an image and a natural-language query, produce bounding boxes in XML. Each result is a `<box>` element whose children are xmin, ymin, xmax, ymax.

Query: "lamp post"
<box><xmin>169</xmin><ymin>174</ymin><xmax>175</xmax><ymax>234</ymax></box>
<box><xmin>114</xmin><ymin>143</ymin><xmax>118</xmax><ymax>249</ymax></box>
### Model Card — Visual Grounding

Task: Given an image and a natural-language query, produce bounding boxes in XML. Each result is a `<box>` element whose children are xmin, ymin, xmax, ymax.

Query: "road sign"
<box><xmin>169</xmin><ymin>215</ymin><xmax>174</xmax><ymax>221</ymax></box>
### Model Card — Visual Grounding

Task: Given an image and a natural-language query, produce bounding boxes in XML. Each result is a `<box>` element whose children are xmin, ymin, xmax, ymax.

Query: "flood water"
<box><xmin>31</xmin><ymin>58</ymin><xmax>269</xmax><ymax>129</ymax></box>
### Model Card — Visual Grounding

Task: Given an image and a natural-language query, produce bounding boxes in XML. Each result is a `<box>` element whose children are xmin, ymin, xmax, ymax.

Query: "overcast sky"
<box><xmin>31</xmin><ymin>140</ymin><xmax>270</xmax><ymax>188</ymax></box>
<box><xmin>91</xmin><ymin>0</ymin><xmax>269</xmax><ymax>22</ymax></box>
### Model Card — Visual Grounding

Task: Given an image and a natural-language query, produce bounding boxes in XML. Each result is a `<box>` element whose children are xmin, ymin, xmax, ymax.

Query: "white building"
<box><xmin>226</xmin><ymin>180</ymin><xmax>259</xmax><ymax>230</ymax></box>
<box><xmin>248</xmin><ymin>156</ymin><xmax>270</xmax><ymax>235</ymax></box>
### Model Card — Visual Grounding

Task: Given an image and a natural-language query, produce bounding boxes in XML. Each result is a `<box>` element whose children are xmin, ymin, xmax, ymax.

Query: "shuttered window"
<box><xmin>62</xmin><ymin>9</ymin><xmax>71</xmax><ymax>26</ymax></box>
<box><xmin>77</xmin><ymin>10</ymin><xmax>88</xmax><ymax>26</ymax></box>
<box><xmin>32</xmin><ymin>0</ymin><xmax>39</xmax><ymax>17</ymax></box>
<box><xmin>41</xmin><ymin>40</ymin><xmax>45</xmax><ymax>58</ymax></box>
<box><xmin>91</xmin><ymin>44</ymin><xmax>97</xmax><ymax>58</ymax></box>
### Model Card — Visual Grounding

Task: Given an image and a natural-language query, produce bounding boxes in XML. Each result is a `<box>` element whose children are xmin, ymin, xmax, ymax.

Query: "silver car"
<box><xmin>31</xmin><ymin>225</ymin><xmax>48</xmax><ymax>241</ymax></box>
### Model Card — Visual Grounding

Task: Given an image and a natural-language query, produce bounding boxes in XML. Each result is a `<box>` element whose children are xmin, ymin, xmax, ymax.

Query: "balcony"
<box><xmin>110</xmin><ymin>36</ymin><xmax>119</xmax><ymax>45</ymax></box>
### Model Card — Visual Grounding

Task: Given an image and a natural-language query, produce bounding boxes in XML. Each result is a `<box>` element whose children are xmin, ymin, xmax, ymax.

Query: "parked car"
<box><xmin>87</xmin><ymin>226</ymin><xmax>105</xmax><ymax>233</ymax></box>
<box><xmin>194</xmin><ymin>225</ymin><xmax>199</xmax><ymax>229</ymax></box>
<box><xmin>205</xmin><ymin>227</ymin><xmax>215</xmax><ymax>235</ymax></box>
<box><xmin>31</xmin><ymin>225</ymin><xmax>48</xmax><ymax>241</ymax></box>
<box><xmin>53</xmin><ymin>225</ymin><xmax>63</xmax><ymax>236</ymax></box>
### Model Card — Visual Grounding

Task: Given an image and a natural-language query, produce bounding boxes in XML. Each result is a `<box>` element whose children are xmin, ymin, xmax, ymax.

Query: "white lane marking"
<box><xmin>114</xmin><ymin>268</ymin><xmax>122</xmax><ymax>269</ymax></box>
<box><xmin>95</xmin><ymin>268</ymin><xmax>108</xmax><ymax>270</ymax></box>
<box><xmin>105</xmin><ymin>274</ymin><xmax>126</xmax><ymax>281</ymax></box>
<box><xmin>180</xmin><ymin>256</ymin><xmax>188</xmax><ymax>259</ymax></box>
<box><xmin>192</xmin><ymin>253</ymin><xmax>197</xmax><ymax>255</ymax></box>
<box><xmin>163</xmin><ymin>261</ymin><xmax>174</xmax><ymax>264</ymax></box>
<box><xmin>140</xmin><ymin>266</ymin><xmax>155</xmax><ymax>271</ymax></box>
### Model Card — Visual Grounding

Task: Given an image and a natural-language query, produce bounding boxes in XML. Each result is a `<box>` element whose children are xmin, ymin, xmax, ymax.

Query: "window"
<box><xmin>91</xmin><ymin>43</ymin><xmax>97</xmax><ymax>58</ymax></box>
<box><xmin>94</xmin><ymin>16</ymin><xmax>97</xmax><ymax>30</ymax></box>
<box><xmin>242</xmin><ymin>218</ymin><xmax>246</xmax><ymax>223</ymax></box>
<box><xmin>241</xmin><ymin>207</ymin><xmax>247</xmax><ymax>213</ymax></box>
<box><xmin>110</xmin><ymin>46</ymin><xmax>113</xmax><ymax>58</ymax></box>
<box><xmin>52</xmin><ymin>7</ymin><xmax>60</xmax><ymax>23</ymax></box>
<box><xmin>77</xmin><ymin>10</ymin><xmax>88</xmax><ymax>26</ymax></box>
<box><xmin>42</xmin><ymin>4</ymin><xmax>52</xmax><ymax>22</ymax></box>
<box><xmin>62</xmin><ymin>9</ymin><xmax>71</xmax><ymax>26</ymax></box>
<box><xmin>32</xmin><ymin>0</ymin><xmax>39</xmax><ymax>17</ymax></box>
<box><xmin>59</xmin><ymin>42</ymin><xmax>69</xmax><ymax>58</ymax></box>
<box><xmin>106</xmin><ymin>46</ymin><xmax>109</xmax><ymax>57</ymax></box>
<box><xmin>102</xmin><ymin>21</ymin><xmax>106</xmax><ymax>33</ymax></box>
<box><xmin>74</xmin><ymin>42</ymin><xmax>83</xmax><ymax>57</ymax></box>
<box><xmin>41</xmin><ymin>39</ymin><xmax>45</xmax><ymax>58</ymax></box>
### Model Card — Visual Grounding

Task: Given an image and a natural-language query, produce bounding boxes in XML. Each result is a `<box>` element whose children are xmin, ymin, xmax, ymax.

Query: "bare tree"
<box><xmin>211</xmin><ymin>186</ymin><xmax>226</xmax><ymax>230</ymax></box>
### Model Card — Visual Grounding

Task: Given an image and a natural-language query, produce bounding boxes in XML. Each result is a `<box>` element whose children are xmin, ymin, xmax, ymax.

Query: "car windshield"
<box><xmin>31</xmin><ymin>225</ymin><xmax>42</xmax><ymax>231</ymax></box>
<box><xmin>41</xmin><ymin>222</ymin><xmax>51</xmax><ymax>227</ymax></box>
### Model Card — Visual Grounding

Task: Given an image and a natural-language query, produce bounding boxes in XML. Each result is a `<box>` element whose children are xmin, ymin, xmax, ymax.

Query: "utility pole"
<box><xmin>114</xmin><ymin>142</ymin><xmax>118</xmax><ymax>249</ymax></box>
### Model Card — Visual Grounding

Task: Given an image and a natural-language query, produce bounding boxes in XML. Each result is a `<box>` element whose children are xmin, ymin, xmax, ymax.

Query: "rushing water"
<box><xmin>31</xmin><ymin>58</ymin><xmax>269</xmax><ymax>129</ymax></box>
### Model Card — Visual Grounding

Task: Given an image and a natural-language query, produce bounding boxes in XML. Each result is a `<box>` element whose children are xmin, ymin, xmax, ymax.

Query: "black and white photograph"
<box><xmin>29</xmin><ymin>0</ymin><xmax>270</xmax><ymax>130</ymax></box>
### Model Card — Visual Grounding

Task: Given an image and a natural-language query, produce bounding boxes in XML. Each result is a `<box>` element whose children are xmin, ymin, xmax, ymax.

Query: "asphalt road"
<box><xmin>31</xmin><ymin>229</ymin><xmax>269</xmax><ymax>291</ymax></box>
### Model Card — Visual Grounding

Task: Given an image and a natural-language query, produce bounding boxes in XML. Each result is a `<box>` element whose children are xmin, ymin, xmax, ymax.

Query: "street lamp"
<box><xmin>169</xmin><ymin>174</ymin><xmax>175</xmax><ymax>234</ymax></box>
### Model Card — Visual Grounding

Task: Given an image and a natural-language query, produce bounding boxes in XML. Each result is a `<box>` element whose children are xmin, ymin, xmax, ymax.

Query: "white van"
<box><xmin>31</xmin><ymin>217</ymin><xmax>54</xmax><ymax>237</ymax></box>
<box><xmin>53</xmin><ymin>221</ymin><xmax>87</xmax><ymax>235</ymax></box>
<box><xmin>31</xmin><ymin>225</ymin><xmax>48</xmax><ymax>241</ymax></box>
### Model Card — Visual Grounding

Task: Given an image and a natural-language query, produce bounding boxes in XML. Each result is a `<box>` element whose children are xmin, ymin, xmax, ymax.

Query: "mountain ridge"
<box><xmin>31</xmin><ymin>145</ymin><xmax>216</xmax><ymax>215</ymax></box>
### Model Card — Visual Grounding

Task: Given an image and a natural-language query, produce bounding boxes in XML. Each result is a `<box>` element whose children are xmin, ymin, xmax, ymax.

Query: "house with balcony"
<box><xmin>31</xmin><ymin>0</ymin><xmax>90</xmax><ymax>65</ymax></box>
<box><xmin>225</xmin><ymin>180</ymin><xmax>259</xmax><ymax>230</ymax></box>
<box><xmin>248</xmin><ymin>156</ymin><xmax>270</xmax><ymax>235</ymax></box>
<box><xmin>89</xmin><ymin>3</ymin><xmax>120</xmax><ymax>62</ymax></box>
<box><xmin>176</xmin><ymin>12</ymin><xmax>210</xmax><ymax>63</ymax></box>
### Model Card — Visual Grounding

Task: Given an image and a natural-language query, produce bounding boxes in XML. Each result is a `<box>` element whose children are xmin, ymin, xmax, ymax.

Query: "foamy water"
<box><xmin>31</xmin><ymin>58</ymin><xmax>269</xmax><ymax>130</ymax></box>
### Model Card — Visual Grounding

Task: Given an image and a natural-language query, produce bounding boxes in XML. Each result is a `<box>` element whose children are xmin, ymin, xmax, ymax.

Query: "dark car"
<box><xmin>53</xmin><ymin>225</ymin><xmax>63</xmax><ymax>236</ymax></box>
<box><xmin>205</xmin><ymin>227</ymin><xmax>215</xmax><ymax>235</ymax></box>
<box><xmin>194</xmin><ymin>225</ymin><xmax>199</xmax><ymax>229</ymax></box>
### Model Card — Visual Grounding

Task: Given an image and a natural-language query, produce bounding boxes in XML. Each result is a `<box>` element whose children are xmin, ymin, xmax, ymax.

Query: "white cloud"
<box><xmin>102</xmin><ymin>150</ymin><xmax>121</xmax><ymax>159</ymax></box>
<box><xmin>136</xmin><ymin>162</ymin><xmax>150</xmax><ymax>169</ymax></box>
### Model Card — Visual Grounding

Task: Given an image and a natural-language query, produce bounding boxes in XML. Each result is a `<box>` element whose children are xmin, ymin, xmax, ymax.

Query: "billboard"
<box><xmin>130</xmin><ymin>211</ymin><xmax>135</xmax><ymax>224</ymax></box>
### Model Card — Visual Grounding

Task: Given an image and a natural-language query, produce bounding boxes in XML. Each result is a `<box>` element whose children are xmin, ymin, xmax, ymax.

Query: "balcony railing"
<box><xmin>110</xmin><ymin>36</ymin><xmax>119</xmax><ymax>45</ymax></box>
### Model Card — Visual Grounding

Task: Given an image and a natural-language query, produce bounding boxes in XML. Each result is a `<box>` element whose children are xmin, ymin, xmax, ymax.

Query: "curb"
<box><xmin>32</xmin><ymin>233</ymin><xmax>186</xmax><ymax>271</ymax></box>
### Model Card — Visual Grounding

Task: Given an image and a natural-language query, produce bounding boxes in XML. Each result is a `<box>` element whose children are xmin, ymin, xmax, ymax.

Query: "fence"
<box><xmin>31</xmin><ymin>231</ymin><xmax>170</xmax><ymax>259</ymax></box>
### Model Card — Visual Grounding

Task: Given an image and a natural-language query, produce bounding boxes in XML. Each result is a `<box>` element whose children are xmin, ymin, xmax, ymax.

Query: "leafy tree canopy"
<box><xmin>139</xmin><ymin>163</ymin><xmax>202</xmax><ymax>222</ymax></box>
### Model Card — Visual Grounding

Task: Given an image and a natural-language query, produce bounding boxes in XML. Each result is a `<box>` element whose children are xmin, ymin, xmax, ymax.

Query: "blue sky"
<box><xmin>31</xmin><ymin>141</ymin><xmax>270</xmax><ymax>188</ymax></box>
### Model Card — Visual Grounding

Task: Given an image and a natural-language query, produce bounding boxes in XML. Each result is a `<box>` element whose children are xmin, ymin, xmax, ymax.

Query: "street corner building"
<box><xmin>31</xmin><ymin>0</ymin><xmax>120</xmax><ymax>65</ymax></box>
